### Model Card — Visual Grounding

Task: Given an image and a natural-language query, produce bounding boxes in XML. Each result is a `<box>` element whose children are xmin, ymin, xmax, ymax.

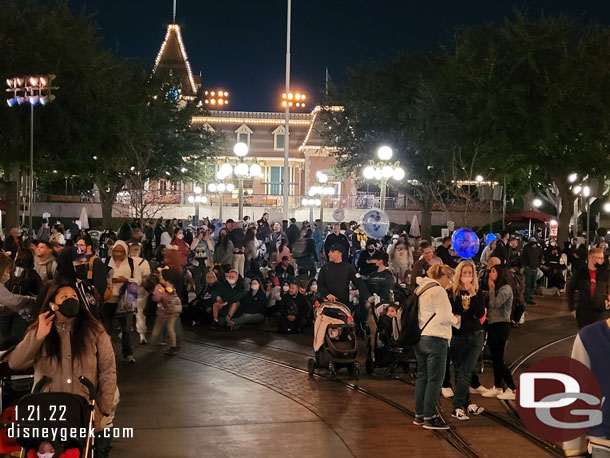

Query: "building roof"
<box><xmin>153</xmin><ymin>24</ymin><xmax>198</xmax><ymax>97</ymax></box>
<box><xmin>299</xmin><ymin>106</ymin><xmax>343</xmax><ymax>154</ymax></box>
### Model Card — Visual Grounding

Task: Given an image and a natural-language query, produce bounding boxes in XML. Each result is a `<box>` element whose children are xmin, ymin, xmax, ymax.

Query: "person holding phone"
<box><xmin>8</xmin><ymin>281</ymin><xmax>118</xmax><ymax>458</ymax></box>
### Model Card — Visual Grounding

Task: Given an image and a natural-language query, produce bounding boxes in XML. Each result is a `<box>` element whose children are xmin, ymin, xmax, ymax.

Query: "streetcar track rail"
<box><xmin>182</xmin><ymin>338</ymin><xmax>480</xmax><ymax>458</ymax></box>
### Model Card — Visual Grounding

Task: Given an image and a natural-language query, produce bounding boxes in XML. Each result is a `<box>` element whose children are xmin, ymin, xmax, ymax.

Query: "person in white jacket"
<box><xmin>413</xmin><ymin>264</ymin><xmax>460</xmax><ymax>431</ymax></box>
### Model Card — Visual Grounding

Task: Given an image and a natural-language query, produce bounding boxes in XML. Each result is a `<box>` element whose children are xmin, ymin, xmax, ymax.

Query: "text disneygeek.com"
<box><xmin>8</xmin><ymin>424</ymin><xmax>134</xmax><ymax>442</ymax></box>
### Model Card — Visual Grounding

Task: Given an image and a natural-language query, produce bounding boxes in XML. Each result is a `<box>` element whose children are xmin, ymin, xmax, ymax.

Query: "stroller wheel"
<box><xmin>307</xmin><ymin>358</ymin><xmax>315</xmax><ymax>376</ymax></box>
<box><xmin>328</xmin><ymin>362</ymin><xmax>337</xmax><ymax>379</ymax></box>
<box><xmin>385</xmin><ymin>367</ymin><xmax>396</xmax><ymax>379</ymax></box>
<box><xmin>365</xmin><ymin>357</ymin><xmax>375</xmax><ymax>375</ymax></box>
<box><xmin>349</xmin><ymin>362</ymin><xmax>360</xmax><ymax>380</ymax></box>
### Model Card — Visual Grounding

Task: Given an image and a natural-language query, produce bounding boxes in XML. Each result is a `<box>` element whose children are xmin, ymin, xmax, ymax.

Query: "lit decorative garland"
<box><xmin>153</xmin><ymin>24</ymin><xmax>197</xmax><ymax>95</ymax></box>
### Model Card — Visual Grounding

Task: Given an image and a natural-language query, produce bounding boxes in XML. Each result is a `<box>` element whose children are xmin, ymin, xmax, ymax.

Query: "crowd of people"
<box><xmin>0</xmin><ymin>214</ymin><xmax>609</xmax><ymax>449</ymax></box>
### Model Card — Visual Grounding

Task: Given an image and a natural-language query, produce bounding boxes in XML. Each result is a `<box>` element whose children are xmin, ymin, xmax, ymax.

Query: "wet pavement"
<box><xmin>109</xmin><ymin>294</ymin><xmax>579</xmax><ymax>458</ymax></box>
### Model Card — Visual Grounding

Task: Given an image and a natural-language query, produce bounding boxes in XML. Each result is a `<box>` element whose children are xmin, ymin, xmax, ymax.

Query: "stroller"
<box><xmin>6</xmin><ymin>375</ymin><xmax>97</xmax><ymax>458</ymax></box>
<box><xmin>365</xmin><ymin>299</ymin><xmax>416</xmax><ymax>378</ymax></box>
<box><xmin>308</xmin><ymin>301</ymin><xmax>359</xmax><ymax>379</ymax></box>
<box><xmin>0</xmin><ymin>361</ymin><xmax>34</xmax><ymax>457</ymax></box>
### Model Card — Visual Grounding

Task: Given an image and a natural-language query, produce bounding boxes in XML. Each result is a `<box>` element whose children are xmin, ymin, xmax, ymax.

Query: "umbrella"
<box><xmin>504</xmin><ymin>210</ymin><xmax>554</xmax><ymax>224</ymax></box>
<box><xmin>409</xmin><ymin>214</ymin><xmax>421</xmax><ymax>237</ymax></box>
<box><xmin>79</xmin><ymin>207</ymin><xmax>90</xmax><ymax>230</ymax></box>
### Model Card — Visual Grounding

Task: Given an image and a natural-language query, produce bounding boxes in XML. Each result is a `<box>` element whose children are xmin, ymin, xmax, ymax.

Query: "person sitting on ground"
<box><xmin>211</xmin><ymin>269</ymin><xmax>245</xmax><ymax>329</ymax></box>
<box><xmin>187</xmin><ymin>271</ymin><xmax>220</xmax><ymax>326</ymax></box>
<box><xmin>225</xmin><ymin>278</ymin><xmax>267</xmax><ymax>330</ymax></box>
<box><xmin>275</xmin><ymin>255</ymin><xmax>295</xmax><ymax>281</ymax></box>
<box><xmin>277</xmin><ymin>281</ymin><xmax>309</xmax><ymax>333</ymax></box>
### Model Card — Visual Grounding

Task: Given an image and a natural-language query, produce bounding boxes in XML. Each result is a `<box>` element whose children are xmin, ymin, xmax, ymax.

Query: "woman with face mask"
<box><xmin>8</xmin><ymin>281</ymin><xmax>118</xmax><ymax>458</ymax></box>
<box><xmin>170</xmin><ymin>229</ymin><xmax>191</xmax><ymax>266</ymax></box>
<box><xmin>389</xmin><ymin>235</ymin><xmax>414</xmax><ymax>283</ymax></box>
<box><xmin>224</xmin><ymin>278</ymin><xmax>267</xmax><ymax>330</ymax></box>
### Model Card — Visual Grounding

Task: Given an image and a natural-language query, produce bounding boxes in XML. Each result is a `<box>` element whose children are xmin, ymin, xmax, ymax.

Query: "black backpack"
<box><xmin>397</xmin><ymin>283</ymin><xmax>440</xmax><ymax>347</ymax></box>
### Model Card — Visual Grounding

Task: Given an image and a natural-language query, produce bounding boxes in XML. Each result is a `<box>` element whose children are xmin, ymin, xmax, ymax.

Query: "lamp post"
<box><xmin>6</xmin><ymin>75</ymin><xmax>58</xmax><ymax>229</ymax></box>
<box><xmin>187</xmin><ymin>185</ymin><xmax>207</xmax><ymax>226</ymax></box>
<box><xmin>207</xmin><ymin>182</ymin><xmax>235</xmax><ymax>221</ymax></box>
<box><xmin>301</xmin><ymin>198</ymin><xmax>321</xmax><ymax>223</ymax></box>
<box><xmin>361</xmin><ymin>146</ymin><xmax>405</xmax><ymax>210</ymax></box>
<box><xmin>282</xmin><ymin>0</ymin><xmax>292</xmax><ymax>221</ymax></box>
<box><xmin>572</xmin><ymin>181</ymin><xmax>592</xmax><ymax>246</ymax></box>
<box><xmin>308</xmin><ymin>171</ymin><xmax>335</xmax><ymax>224</ymax></box>
<box><xmin>216</xmin><ymin>142</ymin><xmax>263</xmax><ymax>220</ymax></box>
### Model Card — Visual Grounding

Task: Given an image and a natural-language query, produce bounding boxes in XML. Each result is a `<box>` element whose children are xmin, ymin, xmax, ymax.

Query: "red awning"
<box><xmin>504</xmin><ymin>210</ymin><xmax>555</xmax><ymax>224</ymax></box>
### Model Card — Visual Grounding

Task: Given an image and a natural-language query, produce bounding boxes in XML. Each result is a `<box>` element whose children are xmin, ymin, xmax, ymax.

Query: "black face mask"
<box><xmin>57</xmin><ymin>298</ymin><xmax>80</xmax><ymax>318</ymax></box>
<box><xmin>595</xmin><ymin>262</ymin><xmax>605</xmax><ymax>269</ymax></box>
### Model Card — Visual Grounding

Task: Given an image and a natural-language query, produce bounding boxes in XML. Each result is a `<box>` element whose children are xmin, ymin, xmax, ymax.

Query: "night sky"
<box><xmin>70</xmin><ymin>0</ymin><xmax>610</xmax><ymax>111</ymax></box>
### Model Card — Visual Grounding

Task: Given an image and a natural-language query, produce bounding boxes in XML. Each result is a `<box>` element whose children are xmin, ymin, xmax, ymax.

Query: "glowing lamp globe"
<box><xmin>226</xmin><ymin>183</ymin><xmax>235</xmax><ymax>192</ymax></box>
<box><xmin>485</xmin><ymin>233</ymin><xmax>497</xmax><ymax>246</ymax></box>
<box><xmin>451</xmin><ymin>228</ymin><xmax>480</xmax><ymax>259</ymax></box>
<box><xmin>187</xmin><ymin>196</ymin><xmax>195</xmax><ymax>203</ymax></box>
<box><xmin>208</xmin><ymin>183</ymin><xmax>217</xmax><ymax>192</ymax></box>
<box><xmin>377</xmin><ymin>146</ymin><xmax>393</xmax><ymax>161</ymax></box>
<box><xmin>392</xmin><ymin>167</ymin><xmax>405</xmax><ymax>181</ymax></box>
<box><xmin>234</xmin><ymin>163</ymin><xmax>249</xmax><ymax>176</ymax></box>
<box><xmin>382</xmin><ymin>165</ymin><xmax>394</xmax><ymax>179</ymax></box>
<box><xmin>363</xmin><ymin>166</ymin><xmax>376</xmax><ymax>180</ymax></box>
<box><xmin>219</xmin><ymin>163</ymin><xmax>233</xmax><ymax>177</ymax></box>
<box><xmin>302</xmin><ymin>198</ymin><xmax>308</xmax><ymax>206</ymax></box>
<box><xmin>194</xmin><ymin>186</ymin><xmax>202</xmax><ymax>194</ymax></box>
<box><xmin>249</xmin><ymin>164</ymin><xmax>262</xmax><ymax>177</ymax></box>
<box><xmin>217</xmin><ymin>183</ymin><xmax>226</xmax><ymax>192</ymax></box>
<box><xmin>234</xmin><ymin>142</ymin><xmax>249</xmax><ymax>157</ymax></box>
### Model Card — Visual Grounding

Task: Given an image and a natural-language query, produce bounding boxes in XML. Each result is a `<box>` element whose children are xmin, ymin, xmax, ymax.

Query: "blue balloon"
<box><xmin>485</xmin><ymin>233</ymin><xmax>497</xmax><ymax>245</ymax></box>
<box><xmin>451</xmin><ymin>228</ymin><xmax>480</xmax><ymax>259</ymax></box>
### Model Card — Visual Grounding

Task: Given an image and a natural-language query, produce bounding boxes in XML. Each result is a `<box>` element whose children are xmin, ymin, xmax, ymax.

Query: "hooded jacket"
<box><xmin>415</xmin><ymin>277</ymin><xmax>458</xmax><ymax>341</ymax></box>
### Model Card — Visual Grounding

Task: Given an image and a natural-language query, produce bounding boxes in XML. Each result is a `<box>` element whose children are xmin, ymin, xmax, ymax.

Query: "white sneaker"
<box><xmin>497</xmin><ymin>390</ymin><xmax>516</xmax><ymax>401</ymax></box>
<box><xmin>441</xmin><ymin>387</ymin><xmax>454</xmax><ymax>398</ymax></box>
<box><xmin>467</xmin><ymin>404</ymin><xmax>484</xmax><ymax>415</ymax></box>
<box><xmin>139</xmin><ymin>334</ymin><xmax>147</xmax><ymax>345</ymax></box>
<box><xmin>481</xmin><ymin>387</ymin><xmax>503</xmax><ymax>398</ymax></box>
<box><xmin>451</xmin><ymin>408</ymin><xmax>469</xmax><ymax>421</ymax></box>
<box><xmin>469</xmin><ymin>385</ymin><xmax>489</xmax><ymax>395</ymax></box>
<box><xmin>124</xmin><ymin>355</ymin><xmax>136</xmax><ymax>364</ymax></box>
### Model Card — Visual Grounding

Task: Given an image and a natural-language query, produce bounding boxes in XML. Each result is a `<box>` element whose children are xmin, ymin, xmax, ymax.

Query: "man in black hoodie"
<box><xmin>286</xmin><ymin>218</ymin><xmax>300</xmax><ymax>250</ymax></box>
<box><xmin>323</xmin><ymin>224</ymin><xmax>350</xmax><ymax>259</ymax></box>
<box><xmin>318</xmin><ymin>245</ymin><xmax>362</xmax><ymax>307</ymax></box>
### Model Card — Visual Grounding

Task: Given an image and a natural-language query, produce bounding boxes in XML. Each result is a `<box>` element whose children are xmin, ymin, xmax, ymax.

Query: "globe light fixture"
<box><xmin>532</xmin><ymin>198</ymin><xmax>543</xmax><ymax>208</ymax></box>
<box><xmin>377</xmin><ymin>146</ymin><xmax>393</xmax><ymax>161</ymax></box>
<box><xmin>604</xmin><ymin>202</ymin><xmax>610</xmax><ymax>213</ymax></box>
<box><xmin>363</xmin><ymin>166</ymin><xmax>376</xmax><ymax>180</ymax></box>
<box><xmin>568</xmin><ymin>173</ymin><xmax>578</xmax><ymax>183</ymax></box>
<box><xmin>234</xmin><ymin>142</ymin><xmax>249</xmax><ymax>157</ymax></box>
<box><xmin>208</xmin><ymin>183</ymin><xmax>217</xmax><ymax>193</ymax></box>
<box><xmin>194</xmin><ymin>186</ymin><xmax>202</xmax><ymax>194</ymax></box>
<box><xmin>392</xmin><ymin>167</ymin><xmax>405</xmax><ymax>181</ymax></box>
<box><xmin>382</xmin><ymin>165</ymin><xmax>394</xmax><ymax>179</ymax></box>
<box><xmin>475</xmin><ymin>175</ymin><xmax>484</xmax><ymax>183</ymax></box>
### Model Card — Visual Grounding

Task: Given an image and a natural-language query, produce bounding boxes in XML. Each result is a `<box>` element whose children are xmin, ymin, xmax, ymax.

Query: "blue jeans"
<box><xmin>524</xmin><ymin>267</ymin><xmax>537</xmax><ymax>304</ymax></box>
<box><xmin>414</xmin><ymin>335</ymin><xmax>448</xmax><ymax>418</ymax></box>
<box><xmin>450</xmin><ymin>330</ymin><xmax>485</xmax><ymax>410</ymax></box>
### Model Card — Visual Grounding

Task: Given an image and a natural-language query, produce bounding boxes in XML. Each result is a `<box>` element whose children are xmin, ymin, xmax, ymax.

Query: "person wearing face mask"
<box><xmin>75</xmin><ymin>236</ymin><xmax>107</xmax><ymax>302</ymax></box>
<box><xmin>211</xmin><ymin>269</ymin><xmax>245</xmax><ymax>329</ymax></box>
<box><xmin>567</xmin><ymin>247</ymin><xmax>610</xmax><ymax>329</ymax></box>
<box><xmin>357</xmin><ymin>241</ymin><xmax>379</xmax><ymax>278</ymax></box>
<box><xmin>277</xmin><ymin>281</ymin><xmax>309</xmax><ymax>333</ymax></box>
<box><xmin>8</xmin><ymin>282</ymin><xmax>118</xmax><ymax>458</ymax></box>
<box><xmin>186</xmin><ymin>271</ymin><xmax>220</xmax><ymax>326</ymax></box>
<box><xmin>170</xmin><ymin>229</ymin><xmax>191</xmax><ymax>266</ymax></box>
<box><xmin>410</xmin><ymin>241</ymin><xmax>442</xmax><ymax>290</ymax></box>
<box><xmin>0</xmin><ymin>253</ymin><xmax>37</xmax><ymax>326</ymax></box>
<box><xmin>224</xmin><ymin>278</ymin><xmax>267</xmax><ymax>330</ymax></box>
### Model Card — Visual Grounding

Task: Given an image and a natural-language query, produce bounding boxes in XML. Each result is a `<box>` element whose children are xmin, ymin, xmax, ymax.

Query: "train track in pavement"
<box><xmin>179</xmin><ymin>333</ymin><xmax>571</xmax><ymax>457</ymax></box>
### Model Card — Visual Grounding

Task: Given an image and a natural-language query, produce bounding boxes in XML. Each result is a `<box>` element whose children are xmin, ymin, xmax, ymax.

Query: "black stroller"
<box><xmin>365</xmin><ymin>301</ymin><xmax>416</xmax><ymax>378</ymax></box>
<box><xmin>308</xmin><ymin>301</ymin><xmax>359</xmax><ymax>379</ymax></box>
<box><xmin>8</xmin><ymin>375</ymin><xmax>97</xmax><ymax>458</ymax></box>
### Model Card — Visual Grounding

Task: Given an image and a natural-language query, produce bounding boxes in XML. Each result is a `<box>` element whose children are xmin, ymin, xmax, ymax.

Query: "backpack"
<box><xmin>397</xmin><ymin>283</ymin><xmax>440</xmax><ymax>347</ymax></box>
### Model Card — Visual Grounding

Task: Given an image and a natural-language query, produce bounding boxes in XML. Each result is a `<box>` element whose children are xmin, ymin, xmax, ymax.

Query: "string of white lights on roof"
<box><xmin>153</xmin><ymin>24</ymin><xmax>197</xmax><ymax>95</ymax></box>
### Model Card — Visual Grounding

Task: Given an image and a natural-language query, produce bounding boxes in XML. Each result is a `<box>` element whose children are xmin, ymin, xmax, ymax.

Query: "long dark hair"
<box><xmin>490</xmin><ymin>265</ymin><xmax>511</xmax><ymax>290</ymax></box>
<box><xmin>28</xmin><ymin>280</ymin><xmax>105</xmax><ymax>363</ymax></box>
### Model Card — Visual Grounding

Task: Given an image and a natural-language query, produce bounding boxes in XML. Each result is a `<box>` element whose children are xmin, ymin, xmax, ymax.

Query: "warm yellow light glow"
<box><xmin>282</xmin><ymin>101</ymin><xmax>287</xmax><ymax>107</ymax></box>
<box><xmin>295</xmin><ymin>93</ymin><xmax>301</xmax><ymax>100</ymax></box>
<box><xmin>153</xmin><ymin>24</ymin><xmax>197</xmax><ymax>95</ymax></box>
<box><xmin>224</xmin><ymin>91</ymin><xmax>228</xmax><ymax>97</ymax></box>
<box><xmin>211</xmin><ymin>91</ymin><xmax>215</xmax><ymax>96</ymax></box>
<box><xmin>288</xmin><ymin>93</ymin><xmax>294</xmax><ymax>100</ymax></box>
<box><xmin>218</xmin><ymin>99</ymin><xmax>224</xmax><ymax>105</ymax></box>
<box><xmin>210</xmin><ymin>99</ymin><xmax>216</xmax><ymax>104</ymax></box>
<box><xmin>282</xmin><ymin>93</ymin><xmax>287</xmax><ymax>99</ymax></box>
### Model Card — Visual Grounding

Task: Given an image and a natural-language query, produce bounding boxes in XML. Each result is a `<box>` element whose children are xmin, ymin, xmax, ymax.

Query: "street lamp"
<box><xmin>572</xmin><ymin>181</ymin><xmax>592</xmax><ymax>246</ymax></box>
<box><xmin>187</xmin><ymin>185</ymin><xmax>207</xmax><ymax>225</ymax></box>
<box><xmin>301</xmin><ymin>197</ymin><xmax>321</xmax><ymax>223</ymax></box>
<box><xmin>361</xmin><ymin>146</ymin><xmax>405</xmax><ymax>210</ymax></box>
<box><xmin>203</xmin><ymin>89</ymin><xmax>229</xmax><ymax>107</ymax></box>
<box><xmin>6</xmin><ymin>74</ymin><xmax>58</xmax><ymax>228</ymax></box>
<box><xmin>281</xmin><ymin>91</ymin><xmax>307</xmax><ymax>109</ymax></box>
<box><xmin>216</xmin><ymin>142</ymin><xmax>263</xmax><ymax>220</ymax></box>
<box><xmin>207</xmin><ymin>182</ymin><xmax>235</xmax><ymax>220</ymax></box>
<box><xmin>308</xmin><ymin>171</ymin><xmax>335</xmax><ymax>223</ymax></box>
<box><xmin>532</xmin><ymin>198</ymin><xmax>543</xmax><ymax>208</ymax></box>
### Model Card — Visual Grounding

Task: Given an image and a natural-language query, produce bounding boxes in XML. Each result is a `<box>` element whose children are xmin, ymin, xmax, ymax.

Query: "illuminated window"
<box><xmin>235</xmin><ymin>123</ymin><xmax>252</xmax><ymax>147</ymax></box>
<box><xmin>272</xmin><ymin>125</ymin><xmax>286</xmax><ymax>150</ymax></box>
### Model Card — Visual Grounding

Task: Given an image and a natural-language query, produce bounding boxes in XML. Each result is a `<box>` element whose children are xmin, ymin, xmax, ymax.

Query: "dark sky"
<box><xmin>70</xmin><ymin>0</ymin><xmax>610</xmax><ymax>111</ymax></box>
